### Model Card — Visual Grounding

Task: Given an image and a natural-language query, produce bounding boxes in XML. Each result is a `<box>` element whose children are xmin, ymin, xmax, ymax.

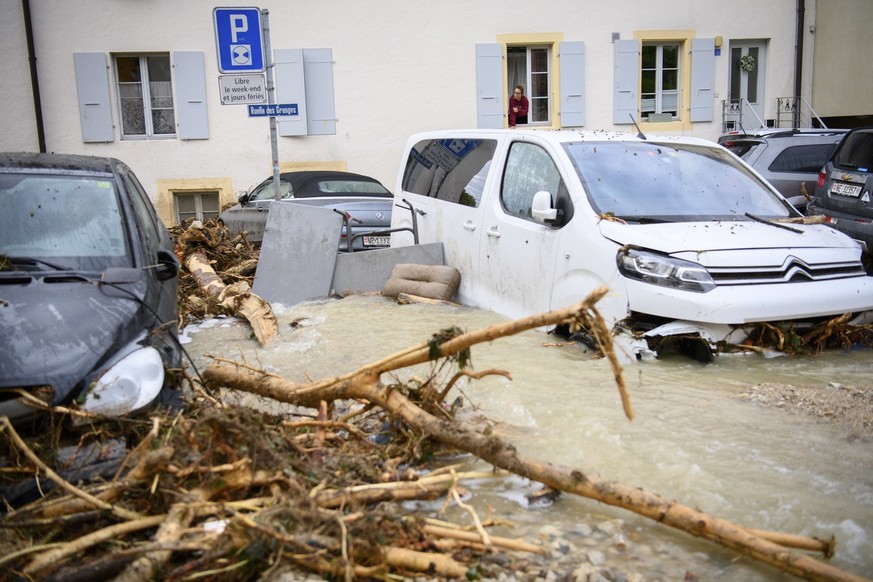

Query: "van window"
<box><xmin>402</xmin><ymin>139</ymin><xmax>497</xmax><ymax>207</ymax></box>
<box><xmin>501</xmin><ymin>142</ymin><xmax>563</xmax><ymax>219</ymax></box>
<box><xmin>565</xmin><ymin>141</ymin><xmax>791</xmax><ymax>221</ymax></box>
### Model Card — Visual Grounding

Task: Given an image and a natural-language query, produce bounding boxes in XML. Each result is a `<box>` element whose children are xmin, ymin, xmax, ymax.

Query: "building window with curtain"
<box><xmin>507</xmin><ymin>46</ymin><xmax>551</xmax><ymax>125</ymax></box>
<box><xmin>115</xmin><ymin>54</ymin><xmax>176</xmax><ymax>138</ymax></box>
<box><xmin>641</xmin><ymin>42</ymin><xmax>680</xmax><ymax>121</ymax></box>
<box><xmin>174</xmin><ymin>192</ymin><xmax>219</xmax><ymax>224</ymax></box>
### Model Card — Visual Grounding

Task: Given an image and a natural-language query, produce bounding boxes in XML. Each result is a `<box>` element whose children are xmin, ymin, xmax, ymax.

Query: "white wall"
<box><xmin>1</xmin><ymin>0</ymin><xmax>806</xmax><ymax>217</ymax></box>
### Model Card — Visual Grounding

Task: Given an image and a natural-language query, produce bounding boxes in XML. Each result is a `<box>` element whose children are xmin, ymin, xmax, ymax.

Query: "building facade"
<box><xmin>2</xmin><ymin>0</ymin><xmax>869</xmax><ymax>226</ymax></box>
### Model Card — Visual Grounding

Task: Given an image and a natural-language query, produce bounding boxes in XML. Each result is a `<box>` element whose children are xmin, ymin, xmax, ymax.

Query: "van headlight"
<box><xmin>617</xmin><ymin>248</ymin><xmax>716</xmax><ymax>293</ymax></box>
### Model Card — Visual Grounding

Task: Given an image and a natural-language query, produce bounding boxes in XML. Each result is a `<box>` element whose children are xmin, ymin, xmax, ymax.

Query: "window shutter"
<box><xmin>73</xmin><ymin>53</ymin><xmax>114</xmax><ymax>142</ymax></box>
<box><xmin>173</xmin><ymin>52</ymin><xmax>209</xmax><ymax>140</ymax></box>
<box><xmin>303</xmin><ymin>48</ymin><xmax>337</xmax><ymax>135</ymax></box>
<box><xmin>559</xmin><ymin>41</ymin><xmax>585</xmax><ymax>127</ymax></box>
<box><xmin>690</xmin><ymin>38</ymin><xmax>715</xmax><ymax>122</ymax></box>
<box><xmin>475</xmin><ymin>43</ymin><xmax>504</xmax><ymax>129</ymax></box>
<box><xmin>613</xmin><ymin>40</ymin><xmax>639</xmax><ymax>125</ymax></box>
<box><xmin>275</xmin><ymin>49</ymin><xmax>308</xmax><ymax>137</ymax></box>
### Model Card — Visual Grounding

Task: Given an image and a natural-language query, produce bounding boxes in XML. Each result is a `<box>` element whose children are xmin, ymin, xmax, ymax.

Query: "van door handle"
<box><xmin>486</xmin><ymin>227</ymin><xmax>501</xmax><ymax>238</ymax></box>
<box><xmin>463</xmin><ymin>221</ymin><xmax>477</xmax><ymax>232</ymax></box>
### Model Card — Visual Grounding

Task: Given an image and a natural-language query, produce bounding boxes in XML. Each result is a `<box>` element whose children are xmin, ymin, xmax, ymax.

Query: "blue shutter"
<box><xmin>475</xmin><ymin>43</ymin><xmax>504</xmax><ymax>129</ymax></box>
<box><xmin>690</xmin><ymin>38</ymin><xmax>715</xmax><ymax>122</ymax></box>
<box><xmin>275</xmin><ymin>49</ymin><xmax>308</xmax><ymax>137</ymax></box>
<box><xmin>74</xmin><ymin>53</ymin><xmax>114</xmax><ymax>142</ymax></box>
<box><xmin>613</xmin><ymin>40</ymin><xmax>639</xmax><ymax>125</ymax></box>
<box><xmin>559</xmin><ymin>41</ymin><xmax>585</xmax><ymax>127</ymax></box>
<box><xmin>303</xmin><ymin>48</ymin><xmax>337</xmax><ymax>136</ymax></box>
<box><xmin>173</xmin><ymin>52</ymin><xmax>209</xmax><ymax>140</ymax></box>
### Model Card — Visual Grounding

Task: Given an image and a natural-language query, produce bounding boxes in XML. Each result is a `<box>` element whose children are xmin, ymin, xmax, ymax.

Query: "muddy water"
<box><xmin>181</xmin><ymin>294</ymin><xmax>873</xmax><ymax>580</ymax></box>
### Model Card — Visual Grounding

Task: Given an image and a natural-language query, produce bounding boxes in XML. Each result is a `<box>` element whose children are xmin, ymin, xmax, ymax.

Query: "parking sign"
<box><xmin>213</xmin><ymin>7</ymin><xmax>264</xmax><ymax>73</ymax></box>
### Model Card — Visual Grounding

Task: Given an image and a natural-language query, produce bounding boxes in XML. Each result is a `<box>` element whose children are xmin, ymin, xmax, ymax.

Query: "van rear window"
<box><xmin>402</xmin><ymin>139</ymin><xmax>497</xmax><ymax>207</ymax></box>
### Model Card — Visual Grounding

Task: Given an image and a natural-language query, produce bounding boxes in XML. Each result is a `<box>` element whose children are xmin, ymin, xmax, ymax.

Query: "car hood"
<box><xmin>598</xmin><ymin>220</ymin><xmax>864</xmax><ymax>266</ymax></box>
<box><xmin>0</xmin><ymin>275</ymin><xmax>144</xmax><ymax>403</ymax></box>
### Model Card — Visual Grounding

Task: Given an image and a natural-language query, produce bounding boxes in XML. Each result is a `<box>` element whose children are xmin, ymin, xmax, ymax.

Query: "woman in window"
<box><xmin>508</xmin><ymin>85</ymin><xmax>529</xmax><ymax>127</ymax></box>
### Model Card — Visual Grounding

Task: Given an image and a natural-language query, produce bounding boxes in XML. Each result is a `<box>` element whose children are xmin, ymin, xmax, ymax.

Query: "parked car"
<box><xmin>808</xmin><ymin>126</ymin><xmax>873</xmax><ymax>267</ymax></box>
<box><xmin>219</xmin><ymin>170</ymin><xmax>394</xmax><ymax>250</ymax></box>
<box><xmin>717</xmin><ymin>128</ymin><xmax>848</xmax><ymax>212</ymax></box>
<box><xmin>0</xmin><ymin>152</ymin><xmax>181</xmax><ymax>423</ymax></box>
<box><xmin>390</xmin><ymin>130</ymin><xmax>873</xmax><ymax>359</ymax></box>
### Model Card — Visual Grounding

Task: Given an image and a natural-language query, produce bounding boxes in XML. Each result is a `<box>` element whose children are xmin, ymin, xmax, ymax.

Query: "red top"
<box><xmin>508</xmin><ymin>95</ymin><xmax>529</xmax><ymax>126</ymax></box>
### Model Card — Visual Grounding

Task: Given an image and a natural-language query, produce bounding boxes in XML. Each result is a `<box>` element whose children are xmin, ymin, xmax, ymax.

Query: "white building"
<box><xmin>2</xmin><ymin>0</ymin><xmax>870</xmax><ymax>226</ymax></box>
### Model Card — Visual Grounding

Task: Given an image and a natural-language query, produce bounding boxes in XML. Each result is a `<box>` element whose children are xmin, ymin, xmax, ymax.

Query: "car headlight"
<box><xmin>80</xmin><ymin>346</ymin><xmax>165</xmax><ymax>416</ymax></box>
<box><xmin>617</xmin><ymin>248</ymin><xmax>716</xmax><ymax>293</ymax></box>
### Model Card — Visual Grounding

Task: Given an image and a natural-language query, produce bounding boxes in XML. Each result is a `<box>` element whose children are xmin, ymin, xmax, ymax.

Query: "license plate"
<box><xmin>362</xmin><ymin>235</ymin><xmax>390</xmax><ymax>247</ymax></box>
<box><xmin>831</xmin><ymin>181</ymin><xmax>862</xmax><ymax>197</ymax></box>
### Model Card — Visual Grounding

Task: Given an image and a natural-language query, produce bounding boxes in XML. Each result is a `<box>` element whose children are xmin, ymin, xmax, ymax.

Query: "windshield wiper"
<box><xmin>0</xmin><ymin>255</ymin><xmax>70</xmax><ymax>272</ymax></box>
<box><xmin>744</xmin><ymin>213</ymin><xmax>803</xmax><ymax>233</ymax></box>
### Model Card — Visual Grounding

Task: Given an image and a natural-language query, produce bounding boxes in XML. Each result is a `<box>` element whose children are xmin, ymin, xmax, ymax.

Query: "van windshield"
<box><xmin>563</xmin><ymin>141</ymin><xmax>793</xmax><ymax>221</ymax></box>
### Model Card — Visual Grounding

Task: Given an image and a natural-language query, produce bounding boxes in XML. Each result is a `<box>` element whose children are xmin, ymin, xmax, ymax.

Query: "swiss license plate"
<box><xmin>362</xmin><ymin>235</ymin><xmax>390</xmax><ymax>247</ymax></box>
<box><xmin>831</xmin><ymin>181</ymin><xmax>862</xmax><ymax>197</ymax></box>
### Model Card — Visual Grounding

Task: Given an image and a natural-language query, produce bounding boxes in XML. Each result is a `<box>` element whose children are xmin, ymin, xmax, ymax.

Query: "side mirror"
<box><xmin>155</xmin><ymin>249</ymin><xmax>179</xmax><ymax>281</ymax></box>
<box><xmin>237</xmin><ymin>190</ymin><xmax>251</xmax><ymax>205</ymax></box>
<box><xmin>531</xmin><ymin>190</ymin><xmax>558</xmax><ymax>223</ymax></box>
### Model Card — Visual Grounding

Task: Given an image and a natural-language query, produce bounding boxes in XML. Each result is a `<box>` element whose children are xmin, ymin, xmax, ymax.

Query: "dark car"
<box><xmin>0</xmin><ymin>152</ymin><xmax>181</xmax><ymax>423</ymax></box>
<box><xmin>809</xmin><ymin>126</ymin><xmax>873</xmax><ymax>265</ymax></box>
<box><xmin>219</xmin><ymin>170</ymin><xmax>394</xmax><ymax>250</ymax></box>
<box><xmin>718</xmin><ymin>128</ymin><xmax>848</xmax><ymax>212</ymax></box>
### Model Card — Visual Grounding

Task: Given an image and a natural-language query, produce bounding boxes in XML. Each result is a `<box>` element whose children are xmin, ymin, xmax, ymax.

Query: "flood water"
<box><xmin>181</xmin><ymin>294</ymin><xmax>873</xmax><ymax>581</ymax></box>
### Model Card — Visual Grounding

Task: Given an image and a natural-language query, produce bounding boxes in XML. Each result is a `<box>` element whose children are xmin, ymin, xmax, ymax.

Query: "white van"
<box><xmin>389</xmin><ymin>129</ymin><xmax>873</xmax><ymax>358</ymax></box>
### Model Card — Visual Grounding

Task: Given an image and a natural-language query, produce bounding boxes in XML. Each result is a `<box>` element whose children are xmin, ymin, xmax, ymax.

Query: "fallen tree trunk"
<box><xmin>203</xmin><ymin>294</ymin><xmax>868</xmax><ymax>582</ymax></box>
<box><xmin>184</xmin><ymin>250</ymin><xmax>277</xmax><ymax>346</ymax></box>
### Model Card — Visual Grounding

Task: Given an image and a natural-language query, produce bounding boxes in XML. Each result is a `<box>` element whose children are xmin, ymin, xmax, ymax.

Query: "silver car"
<box><xmin>718</xmin><ymin>128</ymin><xmax>848</xmax><ymax>212</ymax></box>
<box><xmin>219</xmin><ymin>170</ymin><xmax>393</xmax><ymax>251</ymax></box>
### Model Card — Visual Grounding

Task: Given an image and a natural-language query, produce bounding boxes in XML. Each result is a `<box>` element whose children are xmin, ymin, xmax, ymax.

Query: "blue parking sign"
<box><xmin>213</xmin><ymin>7</ymin><xmax>264</xmax><ymax>73</ymax></box>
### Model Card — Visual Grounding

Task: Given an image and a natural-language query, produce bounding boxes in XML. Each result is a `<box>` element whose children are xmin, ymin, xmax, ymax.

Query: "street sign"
<box><xmin>218</xmin><ymin>74</ymin><xmax>267</xmax><ymax>105</ymax></box>
<box><xmin>213</xmin><ymin>7</ymin><xmax>264</xmax><ymax>73</ymax></box>
<box><xmin>248</xmin><ymin>103</ymin><xmax>299</xmax><ymax>117</ymax></box>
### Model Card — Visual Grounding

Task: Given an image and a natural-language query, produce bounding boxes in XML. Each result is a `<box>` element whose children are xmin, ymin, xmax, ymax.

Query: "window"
<box><xmin>641</xmin><ymin>43</ymin><xmax>679</xmax><ymax>120</ymax></box>
<box><xmin>402</xmin><ymin>138</ymin><xmax>497</xmax><ymax>207</ymax></box>
<box><xmin>501</xmin><ymin>142</ymin><xmax>563</xmax><ymax>219</ymax></box>
<box><xmin>768</xmin><ymin>144</ymin><xmax>839</xmax><ymax>173</ymax></box>
<box><xmin>174</xmin><ymin>192</ymin><xmax>220</xmax><ymax>224</ymax></box>
<box><xmin>507</xmin><ymin>46</ymin><xmax>551</xmax><ymax>124</ymax></box>
<box><xmin>115</xmin><ymin>55</ymin><xmax>175</xmax><ymax>138</ymax></box>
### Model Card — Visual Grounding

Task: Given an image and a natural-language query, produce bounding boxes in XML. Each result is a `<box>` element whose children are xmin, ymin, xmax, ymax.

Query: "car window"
<box><xmin>565</xmin><ymin>141</ymin><xmax>791</xmax><ymax>220</ymax></box>
<box><xmin>720</xmin><ymin>140</ymin><xmax>760</xmax><ymax>159</ymax></box>
<box><xmin>834</xmin><ymin>131</ymin><xmax>873</xmax><ymax>171</ymax></box>
<box><xmin>0</xmin><ymin>173</ymin><xmax>131</xmax><ymax>270</ymax></box>
<box><xmin>315</xmin><ymin>180</ymin><xmax>390</xmax><ymax>195</ymax></box>
<box><xmin>123</xmin><ymin>171</ymin><xmax>161</xmax><ymax>258</ymax></box>
<box><xmin>402</xmin><ymin>138</ymin><xmax>497</xmax><ymax>207</ymax></box>
<box><xmin>501</xmin><ymin>142</ymin><xmax>563</xmax><ymax>219</ymax></box>
<box><xmin>768</xmin><ymin>144</ymin><xmax>837</xmax><ymax>173</ymax></box>
<box><xmin>249</xmin><ymin>178</ymin><xmax>293</xmax><ymax>201</ymax></box>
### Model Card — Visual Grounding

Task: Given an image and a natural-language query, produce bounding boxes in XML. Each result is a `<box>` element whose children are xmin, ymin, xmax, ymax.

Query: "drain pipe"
<box><xmin>794</xmin><ymin>0</ymin><xmax>805</xmax><ymax>128</ymax></box>
<box><xmin>23</xmin><ymin>0</ymin><xmax>47</xmax><ymax>152</ymax></box>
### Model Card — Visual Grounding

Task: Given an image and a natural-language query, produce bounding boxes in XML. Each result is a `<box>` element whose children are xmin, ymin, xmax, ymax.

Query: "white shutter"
<box><xmin>613</xmin><ymin>40</ymin><xmax>639</xmax><ymax>125</ymax></box>
<box><xmin>690</xmin><ymin>38</ymin><xmax>715</xmax><ymax>122</ymax></box>
<box><xmin>275</xmin><ymin>49</ymin><xmax>307</xmax><ymax>137</ymax></box>
<box><xmin>303</xmin><ymin>48</ymin><xmax>337</xmax><ymax>136</ymax></box>
<box><xmin>173</xmin><ymin>52</ymin><xmax>208</xmax><ymax>140</ymax></box>
<box><xmin>74</xmin><ymin>53</ymin><xmax>114</xmax><ymax>142</ymax></box>
<box><xmin>475</xmin><ymin>43</ymin><xmax>504</xmax><ymax>129</ymax></box>
<box><xmin>559</xmin><ymin>41</ymin><xmax>585</xmax><ymax>127</ymax></box>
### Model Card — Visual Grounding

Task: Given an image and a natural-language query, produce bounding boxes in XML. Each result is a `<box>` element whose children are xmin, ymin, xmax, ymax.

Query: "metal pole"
<box><xmin>262</xmin><ymin>9</ymin><xmax>281</xmax><ymax>200</ymax></box>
